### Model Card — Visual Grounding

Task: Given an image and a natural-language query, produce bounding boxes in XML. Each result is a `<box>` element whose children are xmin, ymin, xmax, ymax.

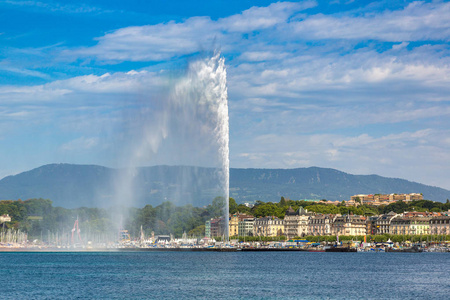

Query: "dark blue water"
<box><xmin>0</xmin><ymin>251</ymin><xmax>448</xmax><ymax>299</ymax></box>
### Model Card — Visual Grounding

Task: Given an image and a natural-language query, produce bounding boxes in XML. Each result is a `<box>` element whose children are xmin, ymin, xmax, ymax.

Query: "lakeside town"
<box><xmin>0</xmin><ymin>193</ymin><xmax>449</xmax><ymax>252</ymax></box>
<box><xmin>199</xmin><ymin>193</ymin><xmax>450</xmax><ymax>252</ymax></box>
<box><xmin>208</xmin><ymin>193</ymin><xmax>449</xmax><ymax>239</ymax></box>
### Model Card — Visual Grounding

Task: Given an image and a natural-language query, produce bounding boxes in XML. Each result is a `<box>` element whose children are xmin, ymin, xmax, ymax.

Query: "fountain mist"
<box><xmin>113</xmin><ymin>52</ymin><xmax>229</xmax><ymax>240</ymax></box>
<box><xmin>171</xmin><ymin>52</ymin><xmax>229</xmax><ymax>240</ymax></box>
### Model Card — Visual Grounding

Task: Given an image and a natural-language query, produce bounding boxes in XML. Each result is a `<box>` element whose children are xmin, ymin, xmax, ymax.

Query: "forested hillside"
<box><xmin>1</xmin><ymin>164</ymin><xmax>449</xmax><ymax>208</ymax></box>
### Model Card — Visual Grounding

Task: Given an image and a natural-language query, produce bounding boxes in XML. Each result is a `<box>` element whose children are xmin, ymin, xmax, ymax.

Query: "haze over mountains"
<box><xmin>0</xmin><ymin>164</ymin><xmax>449</xmax><ymax>208</ymax></box>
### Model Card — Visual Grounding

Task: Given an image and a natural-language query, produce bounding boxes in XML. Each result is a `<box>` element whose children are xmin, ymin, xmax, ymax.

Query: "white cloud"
<box><xmin>60</xmin><ymin>136</ymin><xmax>99</xmax><ymax>151</ymax></box>
<box><xmin>228</xmin><ymin>45</ymin><xmax>450</xmax><ymax>108</ymax></box>
<box><xmin>218</xmin><ymin>1</ymin><xmax>316</xmax><ymax>32</ymax></box>
<box><xmin>238</xmin><ymin>51</ymin><xmax>291</xmax><ymax>62</ymax></box>
<box><xmin>291</xmin><ymin>1</ymin><xmax>450</xmax><ymax>41</ymax></box>
<box><xmin>72</xmin><ymin>17</ymin><xmax>218</xmax><ymax>62</ymax></box>
<box><xmin>67</xmin><ymin>1</ymin><xmax>317</xmax><ymax>63</ymax></box>
<box><xmin>0</xmin><ymin>65</ymin><xmax>50</xmax><ymax>79</ymax></box>
<box><xmin>2</xmin><ymin>0</ymin><xmax>107</xmax><ymax>14</ymax></box>
<box><xmin>231</xmin><ymin>129</ymin><xmax>450</xmax><ymax>189</ymax></box>
<box><xmin>0</xmin><ymin>70</ymin><xmax>164</xmax><ymax>104</ymax></box>
<box><xmin>59</xmin><ymin>1</ymin><xmax>450</xmax><ymax>65</ymax></box>
<box><xmin>2</xmin><ymin>1</ymin><xmax>450</xmax><ymax>191</ymax></box>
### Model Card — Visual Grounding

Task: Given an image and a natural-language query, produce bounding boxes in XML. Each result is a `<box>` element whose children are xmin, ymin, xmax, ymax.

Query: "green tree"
<box><xmin>207</xmin><ymin>196</ymin><xmax>225</xmax><ymax>218</ymax></box>
<box><xmin>252</xmin><ymin>202</ymin><xmax>284</xmax><ymax>218</ymax></box>
<box><xmin>236</xmin><ymin>204</ymin><xmax>251</xmax><ymax>214</ymax></box>
<box><xmin>188</xmin><ymin>225</ymin><xmax>205</xmax><ymax>237</ymax></box>
<box><xmin>229</xmin><ymin>198</ymin><xmax>238</xmax><ymax>214</ymax></box>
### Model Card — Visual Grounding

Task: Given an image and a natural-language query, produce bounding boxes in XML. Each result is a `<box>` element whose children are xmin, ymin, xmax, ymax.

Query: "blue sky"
<box><xmin>1</xmin><ymin>0</ymin><xmax>450</xmax><ymax>190</ymax></box>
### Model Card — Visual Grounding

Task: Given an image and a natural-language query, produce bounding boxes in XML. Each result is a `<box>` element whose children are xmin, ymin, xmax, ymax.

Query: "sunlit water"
<box><xmin>0</xmin><ymin>252</ymin><xmax>448</xmax><ymax>299</ymax></box>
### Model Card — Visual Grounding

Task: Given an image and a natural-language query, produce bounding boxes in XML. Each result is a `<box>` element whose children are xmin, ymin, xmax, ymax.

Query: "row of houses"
<box><xmin>349</xmin><ymin>193</ymin><xmax>423</xmax><ymax>206</ymax></box>
<box><xmin>297</xmin><ymin>193</ymin><xmax>424</xmax><ymax>207</ymax></box>
<box><xmin>205</xmin><ymin>208</ymin><xmax>450</xmax><ymax>239</ymax></box>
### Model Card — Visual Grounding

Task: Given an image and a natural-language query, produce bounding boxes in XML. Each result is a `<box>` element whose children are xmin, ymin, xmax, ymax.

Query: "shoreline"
<box><xmin>0</xmin><ymin>247</ymin><xmax>431</xmax><ymax>253</ymax></box>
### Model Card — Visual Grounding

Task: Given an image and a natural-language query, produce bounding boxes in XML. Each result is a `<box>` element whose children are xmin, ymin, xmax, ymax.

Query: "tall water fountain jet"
<box><xmin>113</xmin><ymin>52</ymin><xmax>229</xmax><ymax>240</ymax></box>
<box><xmin>171</xmin><ymin>52</ymin><xmax>229</xmax><ymax>241</ymax></box>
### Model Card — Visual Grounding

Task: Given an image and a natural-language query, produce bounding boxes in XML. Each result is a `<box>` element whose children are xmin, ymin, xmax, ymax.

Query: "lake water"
<box><xmin>0</xmin><ymin>251</ymin><xmax>448</xmax><ymax>299</ymax></box>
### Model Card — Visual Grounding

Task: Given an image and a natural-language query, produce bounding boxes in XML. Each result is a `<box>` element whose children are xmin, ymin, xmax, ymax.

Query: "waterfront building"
<box><xmin>409</xmin><ymin>217</ymin><xmax>431</xmax><ymax>235</ymax></box>
<box><xmin>229</xmin><ymin>213</ymin><xmax>254</xmax><ymax>237</ymax></box>
<box><xmin>284</xmin><ymin>207</ymin><xmax>312</xmax><ymax>239</ymax></box>
<box><xmin>229</xmin><ymin>214</ymin><xmax>238</xmax><ymax>237</ymax></box>
<box><xmin>254</xmin><ymin>216</ymin><xmax>284</xmax><ymax>237</ymax></box>
<box><xmin>209</xmin><ymin>217</ymin><xmax>226</xmax><ymax>238</ymax></box>
<box><xmin>205</xmin><ymin>220</ymin><xmax>211</xmax><ymax>238</ymax></box>
<box><xmin>390</xmin><ymin>217</ymin><xmax>431</xmax><ymax>235</ymax></box>
<box><xmin>238</xmin><ymin>218</ymin><xmax>255</xmax><ymax>237</ymax></box>
<box><xmin>332</xmin><ymin>215</ymin><xmax>366</xmax><ymax>236</ymax></box>
<box><xmin>375</xmin><ymin>212</ymin><xmax>398</xmax><ymax>234</ymax></box>
<box><xmin>308</xmin><ymin>214</ymin><xmax>334</xmax><ymax>236</ymax></box>
<box><xmin>366</xmin><ymin>216</ymin><xmax>379</xmax><ymax>235</ymax></box>
<box><xmin>429</xmin><ymin>216</ymin><xmax>450</xmax><ymax>235</ymax></box>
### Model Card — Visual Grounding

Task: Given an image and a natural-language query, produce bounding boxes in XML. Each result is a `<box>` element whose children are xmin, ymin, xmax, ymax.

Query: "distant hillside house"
<box><xmin>350</xmin><ymin>193</ymin><xmax>423</xmax><ymax>206</ymax></box>
<box><xmin>0</xmin><ymin>214</ymin><xmax>11</xmax><ymax>223</ymax></box>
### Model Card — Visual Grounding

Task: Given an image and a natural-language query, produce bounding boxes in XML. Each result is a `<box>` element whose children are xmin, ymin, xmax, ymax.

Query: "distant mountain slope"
<box><xmin>229</xmin><ymin>167</ymin><xmax>450</xmax><ymax>203</ymax></box>
<box><xmin>0</xmin><ymin>164</ymin><xmax>449</xmax><ymax>208</ymax></box>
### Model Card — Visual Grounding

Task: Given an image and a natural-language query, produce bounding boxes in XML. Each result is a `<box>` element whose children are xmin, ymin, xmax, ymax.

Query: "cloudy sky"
<box><xmin>1</xmin><ymin>0</ymin><xmax>450</xmax><ymax>190</ymax></box>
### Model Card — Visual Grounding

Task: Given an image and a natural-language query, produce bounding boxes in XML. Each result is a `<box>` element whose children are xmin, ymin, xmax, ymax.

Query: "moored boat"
<box><xmin>325</xmin><ymin>247</ymin><xmax>357</xmax><ymax>252</ymax></box>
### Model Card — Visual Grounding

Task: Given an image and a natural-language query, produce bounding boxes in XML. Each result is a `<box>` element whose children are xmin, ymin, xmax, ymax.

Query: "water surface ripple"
<box><xmin>0</xmin><ymin>252</ymin><xmax>448</xmax><ymax>299</ymax></box>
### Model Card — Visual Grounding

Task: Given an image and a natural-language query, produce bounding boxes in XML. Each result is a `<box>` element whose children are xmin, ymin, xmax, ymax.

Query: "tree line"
<box><xmin>231</xmin><ymin>197</ymin><xmax>450</xmax><ymax>218</ymax></box>
<box><xmin>0</xmin><ymin>197</ymin><xmax>448</xmax><ymax>241</ymax></box>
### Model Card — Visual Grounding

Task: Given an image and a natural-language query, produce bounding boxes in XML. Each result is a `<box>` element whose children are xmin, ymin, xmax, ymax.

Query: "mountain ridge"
<box><xmin>0</xmin><ymin>163</ymin><xmax>449</xmax><ymax>208</ymax></box>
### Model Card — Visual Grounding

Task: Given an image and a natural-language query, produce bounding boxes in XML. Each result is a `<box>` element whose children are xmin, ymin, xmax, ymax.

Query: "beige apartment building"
<box><xmin>308</xmin><ymin>214</ymin><xmax>334</xmax><ymax>236</ymax></box>
<box><xmin>390</xmin><ymin>217</ymin><xmax>430</xmax><ymax>235</ymax></box>
<box><xmin>375</xmin><ymin>212</ymin><xmax>398</xmax><ymax>234</ymax></box>
<box><xmin>229</xmin><ymin>213</ymin><xmax>254</xmax><ymax>237</ymax></box>
<box><xmin>254</xmin><ymin>216</ymin><xmax>284</xmax><ymax>237</ymax></box>
<box><xmin>238</xmin><ymin>218</ymin><xmax>255</xmax><ymax>237</ymax></box>
<box><xmin>429</xmin><ymin>216</ymin><xmax>450</xmax><ymax>235</ymax></box>
<box><xmin>332</xmin><ymin>215</ymin><xmax>367</xmax><ymax>236</ymax></box>
<box><xmin>284</xmin><ymin>207</ymin><xmax>312</xmax><ymax>239</ymax></box>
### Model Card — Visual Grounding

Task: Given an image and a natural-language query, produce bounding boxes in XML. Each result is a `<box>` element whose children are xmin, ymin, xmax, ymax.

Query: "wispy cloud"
<box><xmin>1</xmin><ymin>0</ymin><xmax>108</xmax><ymax>14</ymax></box>
<box><xmin>290</xmin><ymin>1</ymin><xmax>450</xmax><ymax>41</ymax></box>
<box><xmin>60</xmin><ymin>136</ymin><xmax>99</xmax><ymax>151</ymax></box>
<box><xmin>0</xmin><ymin>65</ymin><xmax>51</xmax><ymax>79</ymax></box>
<box><xmin>61</xmin><ymin>1</ymin><xmax>450</xmax><ymax>64</ymax></box>
<box><xmin>232</xmin><ymin>128</ymin><xmax>450</xmax><ymax>189</ymax></box>
<box><xmin>67</xmin><ymin>1</ymin><xmax>317</xmax><ymax>62</ymax></box>
<box><xmin>1</xmin><ymin>1</ymin><xmax>450</xmax><ymax>190</ymax></box>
